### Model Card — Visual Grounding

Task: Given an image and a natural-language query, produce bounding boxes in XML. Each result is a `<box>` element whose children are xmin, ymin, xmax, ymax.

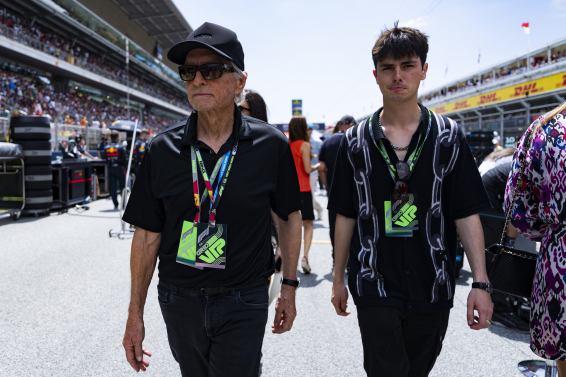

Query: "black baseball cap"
<box><xmin>339</xmin><ymin>115</ymin><xmax>356</xmax><ymax>125</ymax></box>
<box><xmin>167</xmin><ymin>22</ymin><xmax>245</xmax><ymax>70</ymax></box>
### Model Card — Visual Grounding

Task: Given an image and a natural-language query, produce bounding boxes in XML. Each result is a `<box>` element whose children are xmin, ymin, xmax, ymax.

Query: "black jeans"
<box><xmin>158</xmin><ymin>281</ymin><xmax>269</xmax><ymax>377</ymax></box>
<box><xmin>357</xmin><ymin>305</ymin><xmax>450</xmax><ymax>377</ymax></box>
<box><xmin>328</xmin><ymin>210</ymin><xmax>337</xmax><ymax>262</ymax></box>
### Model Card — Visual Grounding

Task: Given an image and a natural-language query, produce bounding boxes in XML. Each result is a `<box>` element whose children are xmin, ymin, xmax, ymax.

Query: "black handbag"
<box><xmin>485</xmin><ymin>130</ymin><xmax>537</xmax><ymax>299</ymax></box>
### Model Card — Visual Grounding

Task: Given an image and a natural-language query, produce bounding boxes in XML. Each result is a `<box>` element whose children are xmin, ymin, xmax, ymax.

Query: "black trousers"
<box><xmin>357</xmin><ymin>305</ymin><xmax>450</xmax><ymax>377</ymax></box>
<box><xmin>328</xmin><ymin>210</ymin><xmax>337</xmax><ymax>262</ymax></box>
<box><xmin>108</xmin><ymin>167</ymin><xmax>125</xmax><ymax>207</ymax></box>
<box><xmin>158</xmin><ymin>281</ymin><xmax>268</xmax><ymax>377</ymax></box>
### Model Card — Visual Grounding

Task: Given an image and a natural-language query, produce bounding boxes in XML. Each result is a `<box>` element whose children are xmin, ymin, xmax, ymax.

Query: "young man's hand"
<box><xmin>331</xmin><ymin>281</ymin><xmax>351</xmax><ymax>316</ymax></box>
<box><xmin>467</xmin><ymin>288</ymin><xmax>493</xmax><ymax>330</ymax></box>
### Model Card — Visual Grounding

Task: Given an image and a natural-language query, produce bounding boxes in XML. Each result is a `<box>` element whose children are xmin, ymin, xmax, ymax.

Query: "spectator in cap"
<box><xmin>318</xmin><ymin>115</ymin><xmax>356</xmax><ymax>264</ymax></box>
<box><xmin>122</xmin><ymin>22</ymin><xmax>303</xmax><ymax>376</ymax></box>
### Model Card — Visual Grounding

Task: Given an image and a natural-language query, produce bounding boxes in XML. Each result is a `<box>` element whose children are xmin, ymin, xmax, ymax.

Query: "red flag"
<box><xmin>521</xmin><ymin>23</ymin><xmax>529</xmax><ymax>28</ymax></box>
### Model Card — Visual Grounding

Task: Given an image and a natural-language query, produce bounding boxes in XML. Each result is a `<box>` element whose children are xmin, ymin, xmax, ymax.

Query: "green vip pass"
<box><xmin>176</xmin><ymin>221</ymin><xmax>203</xmax><ymax>269</ymax></box>
<box><xmin>390</xmin><ymin>193</ymin><xmax>419</xmax><ymax>231</ymax></box>
<box><xmin>195</xmin><ymin>223</ymin><xmax>228</xmax><ymax>269</ymax></box>
<box><xmin>384</xmin><ymin>201</ymin><xmax>413</xmax><ymax>237</ymax></box>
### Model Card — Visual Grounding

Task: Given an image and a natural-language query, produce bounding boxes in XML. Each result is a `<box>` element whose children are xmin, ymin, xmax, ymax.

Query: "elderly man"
<box><xmin>121</xmin><ymin>22</ymin><xmax>303</xmax><ymax>377</ymax></box>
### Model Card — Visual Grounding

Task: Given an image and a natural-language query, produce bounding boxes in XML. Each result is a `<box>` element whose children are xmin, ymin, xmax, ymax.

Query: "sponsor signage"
<box><xmin>431</xmin><ymin>71</ymin><xmax>566</xmax><ymax>114</ymax></box>
<box><xmin>292</xmin><ymin>99</ymin><xmax>302</xmax><ymax>116</ymax></box>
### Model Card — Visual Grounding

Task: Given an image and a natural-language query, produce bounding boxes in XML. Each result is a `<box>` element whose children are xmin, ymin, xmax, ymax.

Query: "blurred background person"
<box><xmin>74</xmin><ymin>135</ymin><xmax>97</xmax><ymax>159</ymax></box>
<box><xmin>238</xmin><ymin>89</ymin><xmax>268</xmax><ymax>122</ymax></box>
<box><xmin>237</xmin><ymin>89</ymin><xmax>282</xmax><ymax>271</ymax></box>
<box><xmin>504</xmin><ymin>101</ymin><xmax>566</xmax><ymax>374</ymax></box>
<box><xmin>307</xmin><ymin>123</ymin><xmax>323</xmax><ymax>220</ymax></box>
<box><xmin>318</xmin><ymin>115</ymin><xmax>355</xmax><ymax>266</ymax></box>
<box><xmin>289</xmin><ymin>116</ymin><xmax>319</xmax><ymax>274</ymax></box>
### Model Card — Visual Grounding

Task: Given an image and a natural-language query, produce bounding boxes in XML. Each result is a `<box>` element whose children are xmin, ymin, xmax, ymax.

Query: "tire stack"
<box><xmin>10</xmin><ymin>116</ymin><xmax>53</xmax><ymax>212</ymax></box>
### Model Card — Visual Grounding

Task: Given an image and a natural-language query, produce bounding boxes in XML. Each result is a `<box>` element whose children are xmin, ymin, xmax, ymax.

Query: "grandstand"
<box><xmin>418</xmin><ymin>36</ymin><xmax>566</xmax><ymax>148</ymax></box>
<box><xmin>0</xmin><ymin>0</ymin><xmax>193</xmax><ymax>134</ymax></box>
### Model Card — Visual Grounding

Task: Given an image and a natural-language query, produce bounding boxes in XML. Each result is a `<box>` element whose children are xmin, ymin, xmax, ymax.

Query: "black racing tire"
<box><xmin>24</xmin><ymin>189</ymin><xmax>53</xmax><ymax>210</ymax></box>
<box><xmin>17</xmin><ymin>141</ymin><xmax>52</xmax><ymax>165</ymax></box>
<box><xmin>10</xmin><ymin>116</ymin><xmax>51</xmax><ymax>141</ymax></box>
<box><xmin>25</xmin><ymin>165</ymin><xmax>53</xmax><ymax>190</ymax></box>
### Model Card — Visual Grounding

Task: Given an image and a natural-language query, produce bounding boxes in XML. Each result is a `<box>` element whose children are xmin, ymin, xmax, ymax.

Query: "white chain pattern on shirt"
<box><xmin>345</xmin><ymin>120</ymin><xmax>386</xmax><ymax>297</ymax></box>
<box><xmin>427</xmin><ymin>113</ymin><xmax>460</xmax><ymax>302</ymax></box>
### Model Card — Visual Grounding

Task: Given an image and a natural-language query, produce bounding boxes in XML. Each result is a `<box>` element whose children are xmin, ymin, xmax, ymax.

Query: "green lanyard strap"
<box><xmin>368</xmin><ymin>108</ymin><xmax>432</xmax><ymax>182</ymax></box>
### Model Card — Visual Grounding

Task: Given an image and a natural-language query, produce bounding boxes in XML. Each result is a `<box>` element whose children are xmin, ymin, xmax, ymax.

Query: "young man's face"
<box><xmin>373</xmin><ymin>55</ymin><xmax>428</xmax><ymax>104</ymax></box>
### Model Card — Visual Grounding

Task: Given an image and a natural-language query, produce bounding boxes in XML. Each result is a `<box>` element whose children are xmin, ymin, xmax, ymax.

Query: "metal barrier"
<box><xmin>51</xmin><ymin>123</ymin><xmax>126</xmax><ymax>151</ymax></box>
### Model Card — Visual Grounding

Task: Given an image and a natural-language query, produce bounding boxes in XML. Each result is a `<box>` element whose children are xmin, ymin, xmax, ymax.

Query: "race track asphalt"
<box><xmin>0</xmin><ymin>191</ymin><xmax>534</xmax><ymax>376</ymax></box>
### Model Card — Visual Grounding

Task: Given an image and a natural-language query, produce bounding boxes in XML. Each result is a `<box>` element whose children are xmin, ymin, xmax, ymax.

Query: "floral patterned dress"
<box><xmin>504</xmin><ymin>109</ymin><xmax>566</xmax><ymax>360</ymax></box>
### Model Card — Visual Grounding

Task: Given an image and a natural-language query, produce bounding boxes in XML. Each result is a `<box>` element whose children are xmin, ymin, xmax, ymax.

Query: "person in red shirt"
<box><xmin>289</xmin><ymin>116</ymin><xmax>320</xmax><ymax>273</ymax></box>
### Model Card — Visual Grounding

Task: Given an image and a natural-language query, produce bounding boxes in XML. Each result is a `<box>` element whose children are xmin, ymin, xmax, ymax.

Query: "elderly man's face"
<box><xmin>185</xmin><ymin>49</ymin><xmax>246</xmax><ymax>112</ymax></box>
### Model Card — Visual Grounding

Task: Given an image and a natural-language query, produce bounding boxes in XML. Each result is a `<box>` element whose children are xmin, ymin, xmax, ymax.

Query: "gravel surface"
<box><xmin>0</xmin><ymin>192</ymin><xmax>534</xmax><ymax>376</ymax></box>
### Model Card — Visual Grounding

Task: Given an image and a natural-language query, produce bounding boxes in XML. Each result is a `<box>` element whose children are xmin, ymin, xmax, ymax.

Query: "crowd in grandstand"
<box><xmin>424</xmin><ymin>50</ymin><xmax>566</xmax><ymax>103</ymax></box>
<box><xmin>0</xmin><ymin>70</ymin><xmax>178</xmax><ymax>132</ymax></box>
<box><xmin>0</xmin><ymin>11</ymin><xmax>189</xmax><ymax>110</ymax></box>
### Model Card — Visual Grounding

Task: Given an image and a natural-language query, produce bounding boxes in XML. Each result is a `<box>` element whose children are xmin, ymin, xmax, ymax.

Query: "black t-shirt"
<box><xmin>318</xmin><ymin>131</ymin><xmax>344</xmax><ymax>191</ymax></box>
<box><xmin>328</xmin><ymin>104</ymin><xmax>491</xmax><ymax>312</ymax></box>
<box><xmin>123</xmin><ymin>109</ymin><xmax>302</xmax><ymax>288</ymax></box>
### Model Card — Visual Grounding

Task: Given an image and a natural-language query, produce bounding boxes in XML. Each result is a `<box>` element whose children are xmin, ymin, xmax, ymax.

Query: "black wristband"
<box><xmin>472</xmin><ymin>282</ymin><xmax>493</xmax><ymax>294</ymax></box>
<box><xmin>281</xmin><ymin>277</ymin><xmax>300</xmax><ymax>289</ymax></box>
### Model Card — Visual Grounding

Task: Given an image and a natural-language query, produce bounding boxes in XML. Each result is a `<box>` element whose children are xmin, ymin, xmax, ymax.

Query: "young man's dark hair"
<box><xmin>372</xmin><ymin>20</ymin><xmax>429</xmax><ymax>69</ymax></box>
<box><xmin>288</xmin><ymin>116</ymin><xmax>309</xmax><ymax>142</ymax></box>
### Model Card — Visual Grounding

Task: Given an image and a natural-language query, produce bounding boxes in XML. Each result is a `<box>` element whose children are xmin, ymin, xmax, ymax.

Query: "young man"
<box><xmin>329</xmin><ymin>23</ymin><xmax>493</xmax><ymax>377</ymax></box>
<box><xmin>318</xmin><ymin>115</ymin><xmax>356</xmax><ymax>263</ymax></box>
<box><xmin>121</xmin><ymin>22</ymin><xmax>303</xmax><ymax>376</ymax></box>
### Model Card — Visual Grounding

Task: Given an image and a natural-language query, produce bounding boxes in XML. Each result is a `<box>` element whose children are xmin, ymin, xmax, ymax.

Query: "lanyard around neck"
<box><xmin>191</xmin><ymin>142</ymin><xmax>238</xmax><ymax>226</ymax></box>
<box><xmin>368</xmin><ymin>108</ymin><xmax>432</xmax><ymax>183</ymax></box>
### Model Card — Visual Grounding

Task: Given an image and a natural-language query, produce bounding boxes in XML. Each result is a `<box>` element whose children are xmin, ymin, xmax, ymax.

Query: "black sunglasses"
<box><xmin>178</xmin><ymin>63</ymin><xmax>235</xmax><ymax>81</ymax></box>
<box><xmin>238</xmin><ymin>105</ymin><xmax>250</xmax><ymax>112</ymax></box>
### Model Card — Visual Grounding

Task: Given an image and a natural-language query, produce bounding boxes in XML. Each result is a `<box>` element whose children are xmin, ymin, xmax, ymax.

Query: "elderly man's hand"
<box><xmin>122</xmin><ymin>313</ymin><xmax>152</xmax><ymax>372</ymax></box>
<box><xmin>272</xmin><ymin>285</ymin><xmax>297</xmax><ymax>334</ymax></box>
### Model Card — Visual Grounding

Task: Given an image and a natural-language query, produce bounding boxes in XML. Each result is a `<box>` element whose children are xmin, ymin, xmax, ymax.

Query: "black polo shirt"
<box><xmin>123</xmin><ymin>108</ymin><xmax>302</xmax><ymax>288</ymax></box>
<box><xmin>328</xmin><ymin>104</ymin><xmax>490</xmax><ymax>312</ymax></box>
<box><xmin>318</xmin><ymin>131</ymin><xmax>344</xmax><ymax>191</ymax></box>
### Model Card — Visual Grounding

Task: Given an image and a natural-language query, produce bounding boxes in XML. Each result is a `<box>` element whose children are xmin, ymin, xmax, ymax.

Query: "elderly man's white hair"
<box><xmin>232</xmin><ymin>62</ymin><xmax>247</xmax><ymax>104</ymax></box>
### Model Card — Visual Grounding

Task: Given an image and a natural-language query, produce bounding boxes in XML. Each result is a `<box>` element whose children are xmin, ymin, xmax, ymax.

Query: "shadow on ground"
<box><xmin>488</xmin><ymin>323</ymin><xmax>530</xmax><ymax>343</ymax></box>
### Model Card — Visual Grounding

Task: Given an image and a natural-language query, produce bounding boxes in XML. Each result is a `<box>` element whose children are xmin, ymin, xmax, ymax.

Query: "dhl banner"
<box><xmin>430</xmin><ymin>71</ymin><xmax>566</xmax><ymax>114</ymax></box>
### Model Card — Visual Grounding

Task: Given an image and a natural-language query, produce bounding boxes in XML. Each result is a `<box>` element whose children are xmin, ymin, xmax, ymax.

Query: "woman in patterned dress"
<box><xmin>504</xmin><ymin>101</ymin><xmax>566</xmax><ymax>375</ymax></box>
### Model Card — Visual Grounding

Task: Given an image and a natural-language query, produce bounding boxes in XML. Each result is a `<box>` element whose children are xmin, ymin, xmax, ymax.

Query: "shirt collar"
<box><xmin>180</xmin><ymin>104</ymin><xmax>254</xmax><ymax>148</ymax></box>
<box><xmin>371</xmin><ymin>103</ymin><xmax>429</xmax><ymax>140</ymax></box>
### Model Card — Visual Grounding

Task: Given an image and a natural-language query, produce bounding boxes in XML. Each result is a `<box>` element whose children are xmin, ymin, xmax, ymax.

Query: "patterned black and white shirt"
<box><xmin>328</xmin><ymin>104</ymin><xmax>490</xmax><ymax>312</ymax></box>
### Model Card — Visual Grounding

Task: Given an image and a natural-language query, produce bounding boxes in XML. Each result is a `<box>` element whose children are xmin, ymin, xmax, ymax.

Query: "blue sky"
<box><xmin>173</xmin><ymin>0</ymin><xmax>566</xmax><ymax>125</ymax></box>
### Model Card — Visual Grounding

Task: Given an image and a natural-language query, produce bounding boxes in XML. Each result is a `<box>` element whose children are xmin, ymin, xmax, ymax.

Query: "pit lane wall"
<box><xmin>430</xmin><ymin>70</ymin><xmax>566</xmax><ymax>115</ymax></box>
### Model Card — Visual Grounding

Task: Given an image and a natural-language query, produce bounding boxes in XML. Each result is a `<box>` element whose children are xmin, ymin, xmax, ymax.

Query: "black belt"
<box><xmin>160</xmin><ymin>278</ymin><xmax>266</xmax><ymax>296</ymax></box>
